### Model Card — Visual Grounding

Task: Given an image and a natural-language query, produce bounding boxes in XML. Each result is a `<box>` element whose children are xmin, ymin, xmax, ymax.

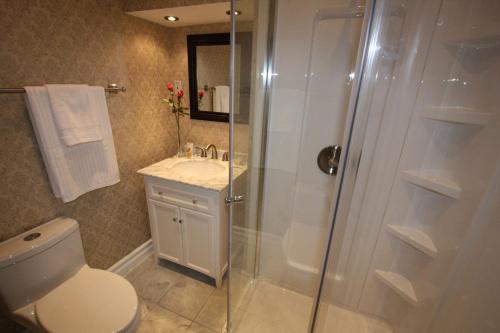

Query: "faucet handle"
<box><xmin>195</xmin><ymin>146</ymin><xmax>207</xmax><ymax>157</ymax></box>
<box><xmin>222</xmin><ymin>152</ymin><xmax>229</xmax><ymax>161</ymax></box>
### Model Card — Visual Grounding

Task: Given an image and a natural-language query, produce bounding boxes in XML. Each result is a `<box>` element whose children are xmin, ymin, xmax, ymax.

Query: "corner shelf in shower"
<box><xmin>443</xmin><ymin>34</ymin><xmax>500</xmax><ymax>52</ymax></box>
<box><xmin>421</xmin><ymin>107</ymin><xmax>492</xmax><ymax>125</ymax></box>
<box><xmin>387</xmin><ymin>225</ymin><xmax>437</xmax><ymax>258</ymax></box>
<box><xmin>374</xmin><ymin>270</ymin><xmax>418</xmax><ymax>306</ymax></box>
<box><xmin>401</xmin><ymin>170</ymin><xmax>462</xmax><ymax>199</ymax></box>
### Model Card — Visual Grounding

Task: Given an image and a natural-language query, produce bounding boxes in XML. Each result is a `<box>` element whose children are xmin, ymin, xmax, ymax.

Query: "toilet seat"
<box><xmin>35</xmin><ymin>266</ymin><xmax>139</xmax><ymax>333</ymax></box>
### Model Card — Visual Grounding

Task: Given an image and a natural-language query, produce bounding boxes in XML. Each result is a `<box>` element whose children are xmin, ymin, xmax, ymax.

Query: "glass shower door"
<box><xmin>228</xmin><ymin>0</ymin><xmax>500</xmax><ymax>332</ymax></box>
<box><xmin>227</xmin><ymin>0</ymin><xmax>272</xmax><ymax>331</ymax></box>
<box><xmin>227</xmin><ymin>0</ymin><xmax>367</xmax><ymax>332</ymax></box>
<box><xmin>314</xmin><ymin>1</ymin><xmax>500</xmax><ymax>333</ymax></box>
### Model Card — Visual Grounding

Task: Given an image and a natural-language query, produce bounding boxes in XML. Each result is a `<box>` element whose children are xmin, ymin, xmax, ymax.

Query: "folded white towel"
<box><xmin>214</xmin><ymin>85</ymin><xmax>230</xmax><ymax>113</ymax></box>
<box><xmin>25</xmin><ymin>86</ymin><xmax>120</xmax><ymax>202</ymax></box>
<box><xmin>46</xmin><ymin>84</ymin><xmax>102</xmax><ymax>146</ymax></box>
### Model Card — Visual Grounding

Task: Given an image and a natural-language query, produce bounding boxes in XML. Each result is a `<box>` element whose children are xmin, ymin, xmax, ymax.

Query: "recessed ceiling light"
<box><xmin>164</xmin><ymin>16</ymin><xmax>179</xmax><ymax>22</ymax></box>
<box><xmin>226</xmin><ymin>10</ymin><xmax>242</xmax><ymax>16</ymax></box>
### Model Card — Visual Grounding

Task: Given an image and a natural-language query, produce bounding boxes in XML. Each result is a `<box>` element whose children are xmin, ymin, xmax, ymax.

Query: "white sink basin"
<box><xmin>169</xmin><ymin>159</ymin><xmax>226</xmax><ymax>177</ymax></box>
<box><xmin>138</xmin><ymin>156</ymin><xmax>245</xmax><ymax>191</ymax></box>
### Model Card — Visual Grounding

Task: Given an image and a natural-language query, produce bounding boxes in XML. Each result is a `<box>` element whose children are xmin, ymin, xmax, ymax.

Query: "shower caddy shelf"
<box><xmin>376</xmin><ymin>170</ymin><xmax>461</xmax><ymax>304</ymax></box>
<box><xmin>443</xmin><ymin>34</ymin><xmax>500</xmax><ymax>52</ymax></box>
<box><xmin>374</xmin><ymin>270</ymin><xmax>419</xmax><ymax>306</ymax></box>
<box><xmin>401</xmin><ymin>170</ymin><xmax>462</xmax><ymax>199</ymax></box>
<box><xmin>387</xmin><ymin>225</ymin><xmax>437</xmax><ymax>258</ymax></box>
<box><xmin>421</xmin><ymin>107</ymin><xmax>492</xmax><ymax>125</ymax></box>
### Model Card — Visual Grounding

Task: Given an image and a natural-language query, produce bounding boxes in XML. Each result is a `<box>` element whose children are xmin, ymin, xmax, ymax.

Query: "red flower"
<box><xmin>177</xmin><ymin>89</ymin><xmax>184</xmax><ymax>97</ymax></box>
<box><xmin>198</xmin><ymin>90</ymin><xmax>205</xmax><ymax>97</ymax></box>
<box><xmin>167</xmin><ymin>82</ymin><xmax>174</xmax><ymax>91</ymax></box>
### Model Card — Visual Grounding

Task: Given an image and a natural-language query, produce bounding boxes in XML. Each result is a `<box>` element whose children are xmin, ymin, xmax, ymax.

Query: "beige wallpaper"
<box><xmin>0</xmin><ymin>2</ymin><xmax>231</xmax><ymax>261</ymax></box>
<box><xmin>0</xmin><ymin>0</ymin><xmax>178</xmax><ymax>267</ymax></box>
<box><xmin>0</xmin><ymin>1</ymin><xmax>231</xmax><ymax>331</ymax></box>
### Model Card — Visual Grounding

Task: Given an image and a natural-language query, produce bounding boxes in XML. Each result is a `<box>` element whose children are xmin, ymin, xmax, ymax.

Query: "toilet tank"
<box><xmin>0</xmin><ymin>217</ymin><xmax>86</xmax><ymax>312</ymax></box>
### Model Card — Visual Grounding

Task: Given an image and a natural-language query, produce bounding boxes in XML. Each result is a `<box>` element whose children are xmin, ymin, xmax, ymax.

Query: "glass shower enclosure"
<box><xmin>227</xmin><ymin>0</ymin><xmax>500</xmax><ymax>332</ymax></box>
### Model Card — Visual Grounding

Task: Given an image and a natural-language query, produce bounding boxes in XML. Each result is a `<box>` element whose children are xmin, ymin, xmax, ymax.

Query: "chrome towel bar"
<box><xmin>0</xmin><ymin>84</ymin><xmax>126</xmax><ymax>94</ymax></box>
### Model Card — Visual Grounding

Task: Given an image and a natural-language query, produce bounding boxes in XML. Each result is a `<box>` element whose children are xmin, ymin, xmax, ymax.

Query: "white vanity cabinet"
<box><xmin>144</xmin><ymin>176</ymin><xmax>228</xmax><ymax>287</ymax></box>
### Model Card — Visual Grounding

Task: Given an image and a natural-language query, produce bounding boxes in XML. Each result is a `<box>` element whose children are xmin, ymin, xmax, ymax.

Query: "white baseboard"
<box><xmin>108</xmin><ymin>239</ymin><xmax>153</xmax><ymax>276</ymax></box>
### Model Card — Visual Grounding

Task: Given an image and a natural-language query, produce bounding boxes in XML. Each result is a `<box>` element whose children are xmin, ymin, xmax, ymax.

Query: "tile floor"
<box><xmin>231</xmin><ymin>279</ymin><xmax>313</xmax><ymax>333</ymax></box>
<box><xmin>231</xmin><ymin>279</ymin><xmax>393</xmax><ymax>333</ymax></box>
<box><xmin>320</xmin><ymin>303</ymin><xmax>393</xmax><ymax>333</ymax></box>
<box><xmin>126</xmin><ymin>255</ymin><xmax>392</xmax><ymax>333</ymax></box>
<box><xmin>125</xmin><ymin>255</ymin><xmax>227</xmax><ymax>333</ymax></box>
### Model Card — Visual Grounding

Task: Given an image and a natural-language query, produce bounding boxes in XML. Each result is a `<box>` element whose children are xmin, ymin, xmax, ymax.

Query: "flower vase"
<box><xmin>176</xmin><ymin>118</ymin><xmax>183</xmax><ymax>157</ymax></box>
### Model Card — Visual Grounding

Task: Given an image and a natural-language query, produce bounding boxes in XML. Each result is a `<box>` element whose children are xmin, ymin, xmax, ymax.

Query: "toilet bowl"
<box><xmin>0</xmin><ymin>217</ymin><xmax>140</xmax><ymax>333</ymax></box>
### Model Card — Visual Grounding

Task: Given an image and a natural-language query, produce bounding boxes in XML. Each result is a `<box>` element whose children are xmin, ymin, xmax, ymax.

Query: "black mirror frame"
<box><xmin>187</xmin><ymin>33</ymin><xmax>230</xmax><ymax>123</ymax></box>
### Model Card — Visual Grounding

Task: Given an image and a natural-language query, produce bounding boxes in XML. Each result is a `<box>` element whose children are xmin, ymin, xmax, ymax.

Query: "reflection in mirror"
<box><xmin>197</xmin><ymin>45</ymin><xmax>230</xmax><ymax>113</ymax></box>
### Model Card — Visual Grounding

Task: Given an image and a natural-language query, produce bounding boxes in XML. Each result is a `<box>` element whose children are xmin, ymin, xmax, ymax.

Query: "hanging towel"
<box><xmin>25</xmin><ymin>86</ymin><xmax>120</xmax><ymax>203</ymax></box>
<box><xmin>46</xmin><ymin>84</ymin><xmax>102</xmax><ymax>146</ymax></box>
<box><xmin>214</xmin><ymin>85</ymin><xmax>230</xmax><ymax>113</ymax></box>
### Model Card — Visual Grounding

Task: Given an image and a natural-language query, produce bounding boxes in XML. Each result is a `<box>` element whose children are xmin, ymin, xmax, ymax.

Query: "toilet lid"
<box><xmin>35</xmin><ymin>266</ymin><xmax>138</xmax><ymax>333</ymax></box>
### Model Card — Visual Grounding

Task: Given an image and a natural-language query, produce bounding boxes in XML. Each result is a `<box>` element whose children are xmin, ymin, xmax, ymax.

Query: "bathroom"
<box><xmin>0</xmin><ymin>0</ymin><xmax>499</xmax><ymax>332</ymax></box>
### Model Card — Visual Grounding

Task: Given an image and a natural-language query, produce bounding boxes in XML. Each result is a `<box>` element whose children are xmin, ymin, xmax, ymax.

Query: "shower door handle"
<box><xmin>317</xmin><ymin>145</ymin><xmax>342</xmax><ymax>175</ymax></box>
<box><xmin>225</xmin><ymin>195</ymin><xmax>245</xmax><ymax>205</ymax></box>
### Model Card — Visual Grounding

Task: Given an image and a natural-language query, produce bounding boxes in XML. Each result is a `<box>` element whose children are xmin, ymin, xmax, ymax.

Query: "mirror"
<box><xmin>188</xmin><ymin>33</ymin><xmax>230</xmax><ymax>122</ymax></box>
<box><xmin>187</xmin><ymin>32</ymin><xmax>252</xmax><ymax>123</ymax></box>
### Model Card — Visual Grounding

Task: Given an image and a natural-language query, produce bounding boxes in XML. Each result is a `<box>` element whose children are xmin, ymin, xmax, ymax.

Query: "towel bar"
<box><xmin>0</xmin><ymin>84</ymin><xmax>127</xmax><ymax>94</ymax></box>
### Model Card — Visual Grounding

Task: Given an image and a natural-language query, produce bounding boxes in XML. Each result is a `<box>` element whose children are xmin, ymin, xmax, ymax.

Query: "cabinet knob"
<box><xmin>179</xmin><ymin>219</ymin><xmax>183</xmax><ymax>224</ymax></box>
<box><xmin>173</xmin><ymin>217</ymin><xmax>177</xmax><ymax>222</ymax></box>
<box><xmin>192</xmin><ymin>199</ymin><xmax>197</xmax><ymax>204</ymax></box>
<box><xmin>158</xmin><ymin>191</ymin><xmax>163</xmax><ymax>195</ymax></box>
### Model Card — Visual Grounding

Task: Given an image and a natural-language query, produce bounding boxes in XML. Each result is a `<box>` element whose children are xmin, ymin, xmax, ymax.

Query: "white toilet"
<box><xmin>0</xmin><ymin>217</ymin><xmax>140</xmax><ymax>333</ymax></box>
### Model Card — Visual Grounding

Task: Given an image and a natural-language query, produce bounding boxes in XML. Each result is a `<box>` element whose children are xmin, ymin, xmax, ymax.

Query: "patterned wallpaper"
<box><xmin>0</xmin><ymin>1</ymin><xmax>232</xmax><ymax>261</ymax></box>
<box><xmin>0</xmin><ymin>1</ymin><xmax>232</xmax><ymax>330</ymax></box>
<box><xmin>0</xmin><ymin>0</ymin><xmax>178</xmax><ymax>266</ymax></box>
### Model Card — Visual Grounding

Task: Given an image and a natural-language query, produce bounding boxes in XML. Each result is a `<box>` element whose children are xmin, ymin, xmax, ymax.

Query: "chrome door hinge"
<box><xmin>225</xmin><ymin>195</ymin><xmax>245</xmax><ymax>205</ymax></box>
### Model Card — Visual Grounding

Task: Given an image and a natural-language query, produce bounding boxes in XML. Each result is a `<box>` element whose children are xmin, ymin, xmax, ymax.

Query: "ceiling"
<box><xmin>126</xmin><ymin>2</ymin><xmax>254</xmax><ymax>28</ymax></box>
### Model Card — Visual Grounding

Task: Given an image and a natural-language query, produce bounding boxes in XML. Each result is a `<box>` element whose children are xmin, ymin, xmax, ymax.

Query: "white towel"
<box><xmin>25</xmin><ymin>86</ymin><xmax>120</xmax><ymax>202</ymax></box>
<box><xmin>46</xmin><ymin>84</ymin><xmax>102</xmax><ymax>146</ymax></box>
<box><xmin>214</xmin><ymin>85</ymin><xmax>229</xmax><ymax>113</ymax></box>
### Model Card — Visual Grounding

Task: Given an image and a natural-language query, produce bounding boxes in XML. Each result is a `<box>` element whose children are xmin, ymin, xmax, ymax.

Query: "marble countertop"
<box><xmin>137</xmin><ymin>156</ymin><xmax>246</xmax><ymax>191</ymax></box>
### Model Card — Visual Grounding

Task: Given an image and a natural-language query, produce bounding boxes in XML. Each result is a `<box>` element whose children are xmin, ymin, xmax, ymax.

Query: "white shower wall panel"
<box><xmin>259</xmin><ymin>0</ymin><xmax>363</xmax><ymax>293</ymax></box>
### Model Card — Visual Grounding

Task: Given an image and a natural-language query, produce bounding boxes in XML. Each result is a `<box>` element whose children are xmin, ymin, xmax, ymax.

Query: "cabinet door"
<box><xmin>149</xmin><ymin>200</ymin><xmax>183</xmax><ymax>264</ymax></box>
<box><xmin>180</xmin><ymin>208</ymin><xmax>214</xmax><ymax>276</ymax></box>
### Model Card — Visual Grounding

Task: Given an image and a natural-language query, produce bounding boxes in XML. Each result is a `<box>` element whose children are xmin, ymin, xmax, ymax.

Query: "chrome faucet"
<box><xmin>205</xmin><ymin>144</ymin><xmax>218</xmax><ymax>159</ymax></box>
